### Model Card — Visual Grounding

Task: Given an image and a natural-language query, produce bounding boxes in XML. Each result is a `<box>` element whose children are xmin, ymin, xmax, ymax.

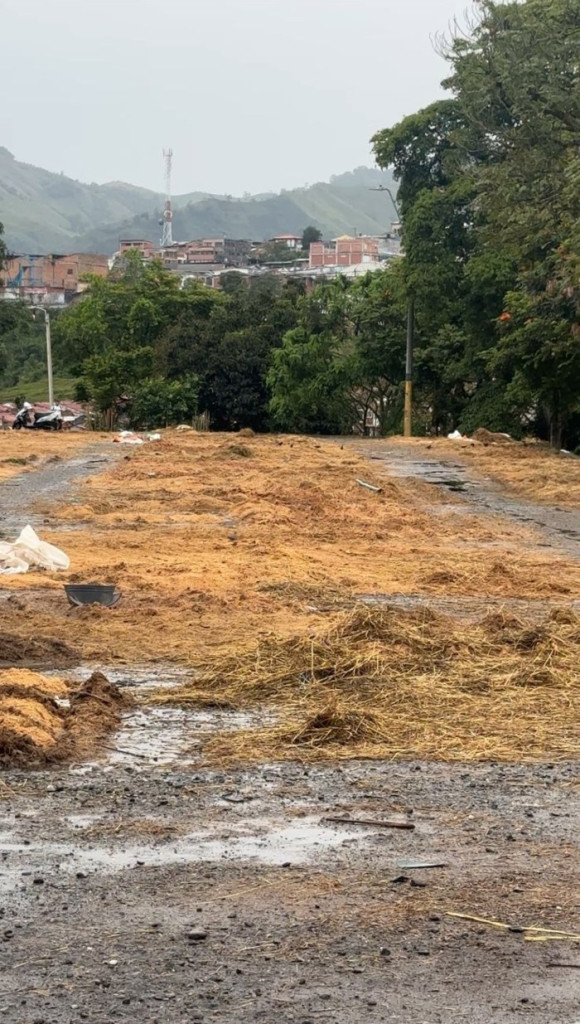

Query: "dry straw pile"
<box><xmin>151</xmin><ymin>605</ymin><xmax>580</xmax><ymax>764</ymax></box>
<box><xmin>0</xmin><ymin>669</ymin><xmax>68</xmax><ymax>762</ymax></box>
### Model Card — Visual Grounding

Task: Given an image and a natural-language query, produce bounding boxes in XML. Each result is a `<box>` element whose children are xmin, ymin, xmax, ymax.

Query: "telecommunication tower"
<box><xmin>160</xmin><ymin>148</ymin><xmax>174</xmax><ymax>247</ymax></box>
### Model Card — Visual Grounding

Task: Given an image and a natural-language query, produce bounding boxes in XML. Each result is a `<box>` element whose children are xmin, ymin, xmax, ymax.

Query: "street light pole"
<box><xmin>404</xmin><ymin>297</ymin><xmax>414</xmax><ymax>438</ymax></box>
<box><xmin>30</xmin><ymin>306</ymin><xmax>54</xmax><ymax>407</ymax></box>
<box><xmin>370</xmin><ymin>185</ymin><xmax>414</xmax><ymax>437</ymax></box>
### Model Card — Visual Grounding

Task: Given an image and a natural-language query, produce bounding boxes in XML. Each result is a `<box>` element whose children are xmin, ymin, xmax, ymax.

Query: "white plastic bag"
<box><xmin>0</xmin><ymin>525</ymin><xmax>70</xmax><ymax>575</ymax></box>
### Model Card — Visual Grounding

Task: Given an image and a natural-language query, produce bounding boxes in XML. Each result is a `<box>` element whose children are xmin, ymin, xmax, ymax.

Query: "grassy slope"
<box><xmin>0</xmin><ymin>147</ymin><xmax>397</xmax><ymax>253</ymax></box>
<box><xmin>75</xmin><ymin>174</ymin><xmax>398</xmax><ymax>253</ymax></box>
<box><xmin>0</xmin><ymin>377</ymin><xmax>78</xmax><ymax>403</ymax></box>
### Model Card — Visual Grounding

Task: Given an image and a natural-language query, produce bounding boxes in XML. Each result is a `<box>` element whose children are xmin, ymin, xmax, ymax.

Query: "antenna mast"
<box><xmin>161</xmin><ymin>148</ymin><xmax>174</xmax><ymax>247</ymax></box>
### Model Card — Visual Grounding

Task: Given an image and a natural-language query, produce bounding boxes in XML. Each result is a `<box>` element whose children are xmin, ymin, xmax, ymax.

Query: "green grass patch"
<box><xmin>0</xmin><ymin>377</ymin><xmax>79</xmax><ymax>403</ymax></box>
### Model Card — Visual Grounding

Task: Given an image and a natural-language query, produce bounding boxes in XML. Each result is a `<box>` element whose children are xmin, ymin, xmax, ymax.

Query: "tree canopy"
<box><xmin>371</xmin><ymin>0</ymin><xmax>580</xmax><ymax>447</ymax></box>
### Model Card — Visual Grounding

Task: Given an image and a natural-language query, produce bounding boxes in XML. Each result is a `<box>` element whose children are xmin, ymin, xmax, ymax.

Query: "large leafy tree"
<box><xmin>173</xmin><ymin>276</ymin><xmax>302</xmax><ymax>430</ymax></box>
<box><xmin>268</xmin><ymin>269</ymin><xmax>408</xmax><ymax>434</ymax></box>
<box><xmin>372</xmin><ymin>0</ymin><xmax>580</xmax><ymax>446</ymax></box>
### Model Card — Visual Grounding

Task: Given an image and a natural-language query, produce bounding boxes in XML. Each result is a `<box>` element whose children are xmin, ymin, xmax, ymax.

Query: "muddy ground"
<box><xmin>1</xmin><ymin>438</ymin><xmax>579</xmax><ymax>1024</ymax></box>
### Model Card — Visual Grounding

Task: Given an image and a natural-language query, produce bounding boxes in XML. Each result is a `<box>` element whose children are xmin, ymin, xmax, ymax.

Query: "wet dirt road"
<box><xmin>1</xmin><ymin>440</ymin><xmax>579</xmax><ymax>1024</ymax></box>
<box><xmin>2</xmin><ymin>753</ymin><xmax>579</xmax><ymax>1024</ymax></box>
<box><xmin>0</xmin><ymin>444</ymin><xmax>120</xmax><ymax>535</ymax></box>
<box><xmin>354</xmin><ymin>439</ymin><xmax>580</xmax><ymax>559</ymax></box>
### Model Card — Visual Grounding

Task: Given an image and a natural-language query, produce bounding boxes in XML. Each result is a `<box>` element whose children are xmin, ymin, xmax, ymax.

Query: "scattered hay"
<box><xmin>0</xmin><ymin>667</ymin><xmax>68</xmax><ymax>702</ymax></box>
<box><xmin>256</xmin><ymin>580</ymin><xmax>351</xmax><ymax>610</ymax></box>
<box><xmin>472</xmin><ymin>428</ymin><xmax>516</xmax><ymax>445</ymax></box>
<box><xmin>2</xmin><ymin>432</ymin><xmax>576</xmax><ymax>669</ymax></box>
<box><xmin>387</xmin><ymin>435</ymin><xmax>580</xmax><ymax>506</ymax></box>
<box><xmin>0</xmin><ymin>669</ymin><xmax>66</xmax><ymax>764</ymax></box>
<box><xmin>151</xmin><ymin>605</ymin><xmax>580</xmax><ymax>764</ymax></box>
<box><xmin>222</xmin><ymin>443</ymin><xmax>254</xmax><ymax>459</ymax></box>
<box><xmin>288</xmin><ymin>701</ymin><xmax>389</xmax><ymax>747</ymax></box>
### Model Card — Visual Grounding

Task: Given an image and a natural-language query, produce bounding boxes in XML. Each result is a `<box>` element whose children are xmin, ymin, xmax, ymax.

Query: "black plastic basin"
<box><xmin>64</xmin><ymin>584</ymin><xmax>120</xmax><ymax>607</ymax></box>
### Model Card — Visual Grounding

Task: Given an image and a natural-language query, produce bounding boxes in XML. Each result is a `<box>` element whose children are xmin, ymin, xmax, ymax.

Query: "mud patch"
<box><xmin>0</xmin><ymin>632</ymin><xmax>78</xmax><ymax>668</ymax></box>
<box><xmin>0</xmin><ymin>816</ymin><xmax>369</xmax><ymax>880</ymax></box>
<box><xmin>64</xmin><ymin>671</ymin><xmax>132</xmax><ymax>761</ymax></box>
<box><xmin>104</xmin><ymin>705</ymin><xmax>275</xmax><ymax>767</ymax></box>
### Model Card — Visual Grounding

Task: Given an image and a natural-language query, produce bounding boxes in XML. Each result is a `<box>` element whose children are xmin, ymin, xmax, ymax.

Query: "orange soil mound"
<box><xmin>0</xmin><ymin>668</ymin><xmax>129</xmax><ymax>766</ymax></box>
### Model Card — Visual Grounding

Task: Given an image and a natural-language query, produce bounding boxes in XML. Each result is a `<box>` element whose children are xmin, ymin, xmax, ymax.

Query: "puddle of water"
<box><xmin>66</xmin><ymin>814</ymin><xmax>102</xmax><ymax>830</ymax></box>
<box><xmin>0</xmin><ymin>817</ymin><xmax>375</xmax><ymax>884</ymax></box>
<box><xmin>53</xmin><ymin>663</ymin><xmax>191</xmax><ymax>692</ymax></box>
<box><xmin>105</xmin><ymin>705</ymin><xmax>273</xmax><ymax>767</ymax></box>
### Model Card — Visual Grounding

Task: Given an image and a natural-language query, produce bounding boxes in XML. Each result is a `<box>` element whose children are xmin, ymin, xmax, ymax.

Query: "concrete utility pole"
<box><xmin>370</xmin><ymin>185</ymin><xmax>414</xmax><ymax>438</ymax></box>
<box><xmin>30</xmin><ymin>306</ymin><xmax>54</xmax><ymax>407</ymax></box>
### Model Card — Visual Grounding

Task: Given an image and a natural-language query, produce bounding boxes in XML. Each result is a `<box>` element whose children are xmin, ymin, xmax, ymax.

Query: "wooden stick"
<box><xmin>323</xmin><ymin>816</ymin><xmax>415</xmax><ymax>831</ymax></box>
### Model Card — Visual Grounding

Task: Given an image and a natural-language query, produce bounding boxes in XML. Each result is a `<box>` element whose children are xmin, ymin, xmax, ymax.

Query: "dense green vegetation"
<box><xmin>369</xmin><ymin>0</ymin><xmax>580</xmax><ymax>448</ymax></box>
<box><xmin>49</xmin><ymin>252</ymin><xmax>305</xmax><ymax>429</ymax></box>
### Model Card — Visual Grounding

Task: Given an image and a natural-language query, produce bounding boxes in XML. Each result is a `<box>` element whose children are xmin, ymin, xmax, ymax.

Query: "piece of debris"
<box><xmin>397</xmin><ymin>861</ymin><xmax>447</xmax><ymax>870</ymax></box>
<box><xmin>113</xmin><ymin>431</ymin><xmax>145</xmax><ymax>445</ymax></box>
<box><xmin>447</xmin><ymin>912</ymin><xmax>580</xmax><ymax>942</ymax></box>
<box><xmin>355</xmin><ymin>479</ymin><xmax>383</xmax><ymax>494</ymax></box>
<box><xmin>323</xmin><ymin>816</ymin><xmax>415</xmax><ymax>831</ymax></box>
<box><xmin>0</xmin><ymin>525</ymin><xmax>69</xmax><ymax>575</ymax></box>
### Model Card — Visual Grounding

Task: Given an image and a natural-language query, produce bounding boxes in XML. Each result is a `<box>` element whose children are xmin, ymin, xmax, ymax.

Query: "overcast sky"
<box><xmin>1</xmin><ymin>0</ymin><xmax>475</xmax><ymax>195</ymax></box>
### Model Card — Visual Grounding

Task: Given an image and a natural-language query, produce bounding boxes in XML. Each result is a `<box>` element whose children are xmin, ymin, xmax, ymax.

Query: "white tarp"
<box><xmin>0</xmin><ymin>525</ymin><xmax>70</xmax><ymax>575</ymax></box>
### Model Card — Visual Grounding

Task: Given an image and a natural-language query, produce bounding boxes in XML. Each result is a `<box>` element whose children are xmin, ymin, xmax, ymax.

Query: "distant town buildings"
<box><xmin>0</xmin><ymin>252</ymin><xmax>108</xmax><ymax>305</ymax></box>
<box><xmin>111</xmin><ymin>226</ymin><xmax>402</xmax><ymax>291</ymax></box>
<box><xmin>119</xmin><ymin>237</ymin><xmax>251</xmax><ymax>268</ymax></box>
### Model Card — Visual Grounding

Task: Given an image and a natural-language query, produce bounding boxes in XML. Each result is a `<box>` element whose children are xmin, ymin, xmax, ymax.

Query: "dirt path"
<box><xmin>1</xmin><ymin>436</ymin><xmax>578</xmax><ymax>1024</ymax></box>
<box><xmin>0</xmin><ymin>442</ymin><xmax>119</xmax><ymax>535</ymax></box>
<box><xmin>352</xmin><ymin>439</ymin><xmax>580</xmax><ymax>559</ymax></box>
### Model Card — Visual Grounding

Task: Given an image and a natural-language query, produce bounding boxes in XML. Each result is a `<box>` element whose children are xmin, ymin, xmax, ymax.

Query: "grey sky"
<box><xmin>1</xmin><ymin>0</ymin><xmax>475</xmax><ymax>195</ymax></box>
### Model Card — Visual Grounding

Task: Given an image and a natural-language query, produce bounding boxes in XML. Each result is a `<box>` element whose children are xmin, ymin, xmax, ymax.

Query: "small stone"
<box><xmin>33</xmin><ymin>878</ymin><xmax>44</xmax><ymax>886</ymax></box>
<box><xmin>379</xmin><ymin>947</ymin><xmax>391</xmax><ymax>956</ymax></box>
<box><xmin>187</xmin><ymin>930</ymin><xmax>208</xmax><ymax>942</ymax></box>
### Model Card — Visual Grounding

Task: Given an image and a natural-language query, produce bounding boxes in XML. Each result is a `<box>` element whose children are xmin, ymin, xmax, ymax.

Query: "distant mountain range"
<box><xmin>0</xmin><ymin>148</ymin><xmax>398</xmax><ymax>254</ymax></box>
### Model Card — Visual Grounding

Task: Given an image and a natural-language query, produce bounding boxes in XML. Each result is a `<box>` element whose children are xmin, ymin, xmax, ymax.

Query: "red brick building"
<box><xmin>1</xmin><ymin>252</ymin><xmax>109</xmax><ymax>304</ymax></box>
<box><xmin>309</xmin><ymin>235</ymin><xmax>379</xmax><ymax>269</ymax></box>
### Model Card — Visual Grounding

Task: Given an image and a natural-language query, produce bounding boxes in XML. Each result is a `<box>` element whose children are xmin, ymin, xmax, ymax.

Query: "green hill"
<box><xmin>0</xmin><ymin>149</ymin><xmax>398</xmax><ymax>254</ymax></box>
